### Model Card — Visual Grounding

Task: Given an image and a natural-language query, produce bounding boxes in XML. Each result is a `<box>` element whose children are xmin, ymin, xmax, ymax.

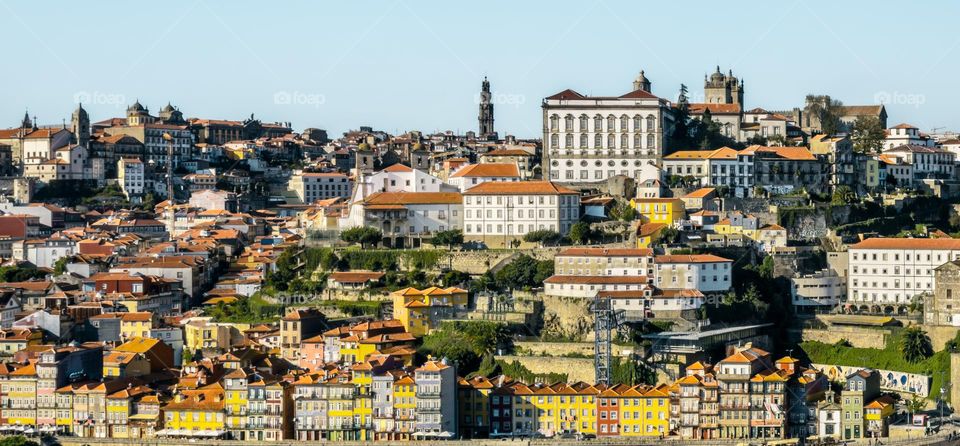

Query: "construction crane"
<box><xmin>592</xmin><ymin>294</ymin><xmax>626</xmax><ymax>385</ymax></box>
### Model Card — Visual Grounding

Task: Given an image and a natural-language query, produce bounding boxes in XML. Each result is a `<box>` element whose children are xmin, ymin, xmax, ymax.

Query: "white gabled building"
<box><xmin>654</xmin><ymin>254</ymin><xmax>733</xmax><ymax>293</ymax></box>
<box><xmin>446</xmin><ymin>163</ymin><xmax>520</xmax><ymax>192</ymax></box>
<box><xmin>543</xmin><ymin>275</ymin><xmax>653</xmax><ymax>299</ymax></box>
<box><xmin>881</xmin><ymin>144</ymin><xmax>955</xmax><ymax>181</ymax></box>
<box><xmin>883</xmin><ymin>123</ymin><xmax>934</xmax><ymax>150</ymax></box>
<box><xmin>553</xmin><ymin>247</ymin><xmax>655</xmax><ymax>277</ymax></box>
<box><xmin>542</xmin><ymin>72</ymin><xmax>674</xmax><ymax>183</ymax></box>
<box><xmin>847</xmin><ymin>237</ymin><xmax>960</xmax><ymax>311</ymax></box>
<box><xmin>353</xmin><ymin>191</ymin><xmax>463</xmax><ymax>249</ymax></box>
<box><xmin>599</xmin><ymin>288</ymin><xmax>705</xmax><ymax>321</ymax></box>
<box><xmin>462</xmin><ymin>181</ymin><xmax>580</xmax><ymax>247</ymax></box>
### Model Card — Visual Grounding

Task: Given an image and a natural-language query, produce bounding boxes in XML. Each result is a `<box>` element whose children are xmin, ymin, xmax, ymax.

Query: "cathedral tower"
<box><xmin>478</xmin><ymin>77</ymin><xmax>495</xmax><ymax>140</ymax></box>
<box><xmin>633</xmin><ymin>70</ymin><xmax>651</xmax><ymax>93</ymax></box>
<box><xmin>72</xmin><ymin>103</ymin><xmax>90</xmax><ymax>146</ymax></box>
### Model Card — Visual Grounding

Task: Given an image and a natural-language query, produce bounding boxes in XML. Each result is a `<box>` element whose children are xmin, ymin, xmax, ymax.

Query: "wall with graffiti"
<box><xmin>813</xmin><ymin>363</ymin><xmax>931</xmax><ymax>397</ymax></box>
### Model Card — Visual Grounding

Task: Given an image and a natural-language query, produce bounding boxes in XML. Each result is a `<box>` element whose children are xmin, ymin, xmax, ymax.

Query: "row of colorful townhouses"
<box><xmin>0</xmin><ymin>338</ymin><xmax>897</xmax><ymax>441</ymax></box>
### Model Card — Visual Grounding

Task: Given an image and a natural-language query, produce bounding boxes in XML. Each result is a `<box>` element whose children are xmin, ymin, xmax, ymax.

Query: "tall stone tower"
<box><xmin>71</xmin><ymin>103</ymin><xmax>90</xmax><ymax>146</ymax></box>
<box><xmin>478</xmin><ymin>77</ymin><xmax>495</xmax><ymax>139</ymax></box>
<box><xmin>633</xmin><ymin>70</ymin><xmax>651</xmax><ymax>93</ymax></box>
<box><xmin>704</xmin><ymin>66</ymin><xmax>744</xmax><ymax>106</ymax></box>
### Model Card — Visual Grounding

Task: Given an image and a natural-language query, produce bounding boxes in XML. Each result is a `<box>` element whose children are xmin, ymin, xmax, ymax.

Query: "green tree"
<box><xmin>568</xmin><ymin>222</ymin><xmax>592</xmax><ymax>245</ymax></box>
<box><xmin>0</xmin><ymin>266</ymin><xmax>47</xmax><ymax>282</ymax></box>
<box><xmin>831</xmin><ymin>185</ymin><xmax>855</xmax><ymax>205</ymax></box>
<box><xmin>53</xmin><ymin>256</ymin><xmax>69</xmax><ymax>275</ymax></box>
<box><xmin>431</xmin><ymin>229</ymin><xmax>464</xmax><ymax>249</ymax></box>
<box><xmin>900</xmin><ymin>326</ymin><xmax>933</xmax><ymax>363</ymax></box>
<box><xmin>340</xmin><ymin>227</ymin><xmax>383</xmax><ymax>248</ymax></box>
<box><xmin>0</xmin><ymin>436</ymin><xmax>39</xmax><ymax>446</ymax></box>
<box><xmin>494</xmin><ymin>254</ymin><xmax>553</xmax><ymax>290</ymax></box>
<box><xmin>851</xmin><ymin>115</ymin><xmax>885</xmax><ymax>154</ymax></box>
<box><xmin>610</xmin><ymin>202</ymin><xmax>637</xmax><ymax>222</ymax></box>
<box><xmin>806</xmin><ymin>94</ymin><xmax>844</xmax><ymax>135</ymax></box>
<box><xmin>419</xmin><ymin>321</ymin><xmax>511</xmax><ymax>375</ymax></box>
<box><xmin>905</xmin><ymin>394</ymin><xmax>926</xmax><ymax>424</ymax></box>
<box><xmin>522</xmin><ymin>229</ymin><xmax>562</xmax><ymax>246</ymax></box>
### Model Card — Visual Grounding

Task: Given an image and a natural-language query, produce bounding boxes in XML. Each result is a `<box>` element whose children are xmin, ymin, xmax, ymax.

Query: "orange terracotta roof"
<box><xmin>655</xmin><ymin>254</ymin><xmax>732</xmax><ymax>263</ymax></box>
<box><xmin>558</xmin><ymin>247</ymin><xmax>653</xmax><ymax>257</ymax></box>
<box><xmin>464</xmin><ymin>180</ymin><xmax>576</xmax><ymax>196</ymax></box>
<box><xmin>364</xmin><ymin>191</ymin><xmax>462</xmax><ymax>206</ymax></box>
<box><xmin>449</xmin><ymin>163</ymin><xmax>521</xmax><ymax>178</ymax></box>
<box><xmin>851</xmin><ymin>237</ymin><xmax>960</xmax><ymax>250</ymax></box>
<box><xmin>683</xmin><ymin>187</ymin><xmax>716</xmax><ymax>199</ymax></box>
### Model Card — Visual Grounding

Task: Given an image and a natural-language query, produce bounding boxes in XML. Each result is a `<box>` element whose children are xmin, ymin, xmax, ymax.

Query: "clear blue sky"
<box><xmin>2</xmin><ymin>0</ymin><xmax>958</xmax><ymax>138</ymax></box>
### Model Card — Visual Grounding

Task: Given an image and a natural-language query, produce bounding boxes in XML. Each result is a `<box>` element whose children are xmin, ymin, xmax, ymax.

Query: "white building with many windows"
<box><xmin>654</xmin><ymin>254</ymin><xmax>733</xmax><ymax>293</ymax></box>
<box><xmin>287</xmin><ymin>171</ymin><xmax>352</xmax><ymax>204</ymax></box>
<box><xmin>355</xmin><ymin>191</ymin><xmax>462</xmax><ymax>249</ymax></box>
<box><xmin>117</xmin><ymin>157</ymin><xmax>145</xmax><ymax>202</ymax></box>
<box><xmin>446</xmin><ymin>163</ymin><xmax>520</xmax><ymax>192</ymax></box>
<box><xmin>542</xmin><ymin>72</ymin><xmax>673</xmax><ymax>183</ymax></box>
<box><xmin>846</xmin><ymin>238</ymin><xmax>960</xmax><ymax>311</ymax></box>
<box><xmin>462</xmin><ymin>181</ymin><xmax>579</xmax><ymax>247</ymax></box>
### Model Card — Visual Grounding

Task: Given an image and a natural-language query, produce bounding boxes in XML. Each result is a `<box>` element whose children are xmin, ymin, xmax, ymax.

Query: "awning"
<box><xmin>23</xmin><ymin>428</ymin><xmax>36</xmax><ymax>434</ymax></box>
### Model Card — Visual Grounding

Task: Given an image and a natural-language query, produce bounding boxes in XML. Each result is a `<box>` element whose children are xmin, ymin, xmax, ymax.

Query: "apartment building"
<box><xmin>463</xmin><ymin>181</ymin><xmax>580</xmax><ymax>247</ymax></box>
<box><xmin>847</xmin><ymin>237</ymin><xmax>960</xmax><ymax>311</ymax></box>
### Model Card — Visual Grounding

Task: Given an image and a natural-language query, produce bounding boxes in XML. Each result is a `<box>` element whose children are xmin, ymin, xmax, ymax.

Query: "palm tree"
<box><xmin>901</xmin><ymin>326</ymin><xmax>933</xmax><ymax>363</ymax></box>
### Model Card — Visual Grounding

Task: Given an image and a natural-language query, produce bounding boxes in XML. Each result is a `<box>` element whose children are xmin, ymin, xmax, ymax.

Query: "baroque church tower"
<box><xmin>72</xmin><ymin>103</ymin><xmax>90</xmax><ymax>146</ymax></box>
<box><xmin>478</xmin><ymin>77</ymin><xmax>495</xmax><ymax>139</ymax></box>
<box><xmin>704</xmin><ymin>66</ymin><xmax>744</xmax><ymax>105</ymax></box>
<box><xmin>633</xmin><ymin>70</ymin><xmax>651</xmax><ymax>92</ymax></box>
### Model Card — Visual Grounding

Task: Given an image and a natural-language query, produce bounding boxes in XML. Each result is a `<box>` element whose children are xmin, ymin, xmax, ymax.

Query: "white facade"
<box><xmin>846</xmin><ymin>238</ymin><xmax>960</xmax><ymax>307</ymax></box>
<box><xmin>881</xmin><ymin>145</ymin><xmax>955</xmax><ymax>179</ymax></box>
<box><xmin>654</xmin><ymin>255</ymin><xmax>733</xmax><ymax>293</ymax></box>
<box><xmin>462</xmin><ymin>181</ymin><xmax>579</xmax><ymax>243</ymax></box>
<box><xmin>446</xmin><ymin>163</ymin><xmax>520</xmax><ymax>192</ymax></box>
<box><xmin>542</xmin><ymin>87</ymin><xmax>672</xmax><ymax>183</ymax></box>
<box><xmin>117</xmin><ymin>157</ymin><xmax>145</xmax><ymax>199</ymax></box>
<box><xmin>288</xmin><ymin>171</ymin><xmax>351</xmax><ymax>203</ymax></box>
<box><xmin>543</xmin><ymin>276</ymin><xmax>654</xmax><ymax>299</ymax></box>
<box><xmin>791</xmin><ymin>270</ymin><xmax>846</xmax><ymax>309</ymax></box>
<box><xmin>883</xmin><ymin>124</ymin><xmax>933</xmax><ymax>150</ymax></box>
<box><xmin>16</xmin><ymin>238</ymin><xmax>77</xmax><ymax>269</ymax></box>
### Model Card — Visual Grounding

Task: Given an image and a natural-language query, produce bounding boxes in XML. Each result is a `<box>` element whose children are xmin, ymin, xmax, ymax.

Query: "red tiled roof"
<box><xmin>464</xmin><ymin>181</ymin><xmax>576</xmax><ymax>196</ymax></box>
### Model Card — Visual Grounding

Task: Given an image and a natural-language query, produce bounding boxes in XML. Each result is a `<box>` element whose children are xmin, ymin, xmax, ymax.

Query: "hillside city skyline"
<box><xmin>2</xmin><ymin>0</ymin><xmax>958</xmax><ymax>137</ymax></box>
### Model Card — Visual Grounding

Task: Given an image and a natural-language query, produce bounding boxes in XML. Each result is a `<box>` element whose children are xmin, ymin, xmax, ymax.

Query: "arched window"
<box><xmin>594</xmin><ymin>115</ymin><xmax>603</xmax><ymax>131</ymax></box>
<box><xmin>594</xmin><ymin>134</ymin><xmax>602</xmax><ymax>148</ymax></box>
<box><xmin>633</xmin><ymin>116</ymin><xmax>641</xmax><ymax>131</ymax></box>
<box><xmin>564</xmin><ymin>115</ymin><xmax>574</xmax><ymax>131</ymax></box>
<box><xmin>607</xmin><ymin>134</ymin><xmax>616</xmax><ymax>149</ymax></box>
<box><xmin>633</xmin><ymin>133</ymin><xmax>640</xmax><ymax>149</ymax></box>
<box><xmin>579</xmin><ymin>115</ymin><xmax>589</xmax><ymax>131</ymax></box>
<box><xmin>620</xmin><ymin>133</ymin><xmax>628</xmax><ymax>149</ymax></box>
<box><xmin>550</xmin><ymin>115</ymin><xmax>559</xmax><ymax>131</ymax></box>
<box><xmin>646</xmin><ymin>115</ymin><xmax>656</xmax><ymax>132</ymax></box>
<box><xmin>620</xmin><ymin>115</ymin><xmax>629</xmax><ymax>132</ymax></box>
<box><xmin>565</xmin><ymin>133</ymin><xmax>573</xmax><ymax>148</ymax></box>
<box><xmin>646</xmin><ymin>133</ymin><xmax>655</xmax><ymax>151</ymax></box>
<box><xmin>550</xmin><ymin>133</ymin><xmax>559</xmax><ymax>148</ymax></box>
<box><xmin>579</xmin><ymin>133</ymin><xmax>588</xmax><ymax>148</ymax></box>
<box><xmin>607</xmin><ymin>115</ymin><xmax>616</xmax><ymax>131</ymax></box>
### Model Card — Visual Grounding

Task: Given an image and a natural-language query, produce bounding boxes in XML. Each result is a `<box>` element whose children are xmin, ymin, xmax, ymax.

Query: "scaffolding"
<box><xmin>592</xmin><ymin>295</ymin><xmax>625</xmax><ymax>385</ymax></box>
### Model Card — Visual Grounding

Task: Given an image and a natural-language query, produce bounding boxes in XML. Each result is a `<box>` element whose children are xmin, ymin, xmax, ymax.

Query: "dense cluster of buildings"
<box><xmin>0</xmin><ymin>67</ymin><xmax>955</xmax><ymax>444</ymax></box>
